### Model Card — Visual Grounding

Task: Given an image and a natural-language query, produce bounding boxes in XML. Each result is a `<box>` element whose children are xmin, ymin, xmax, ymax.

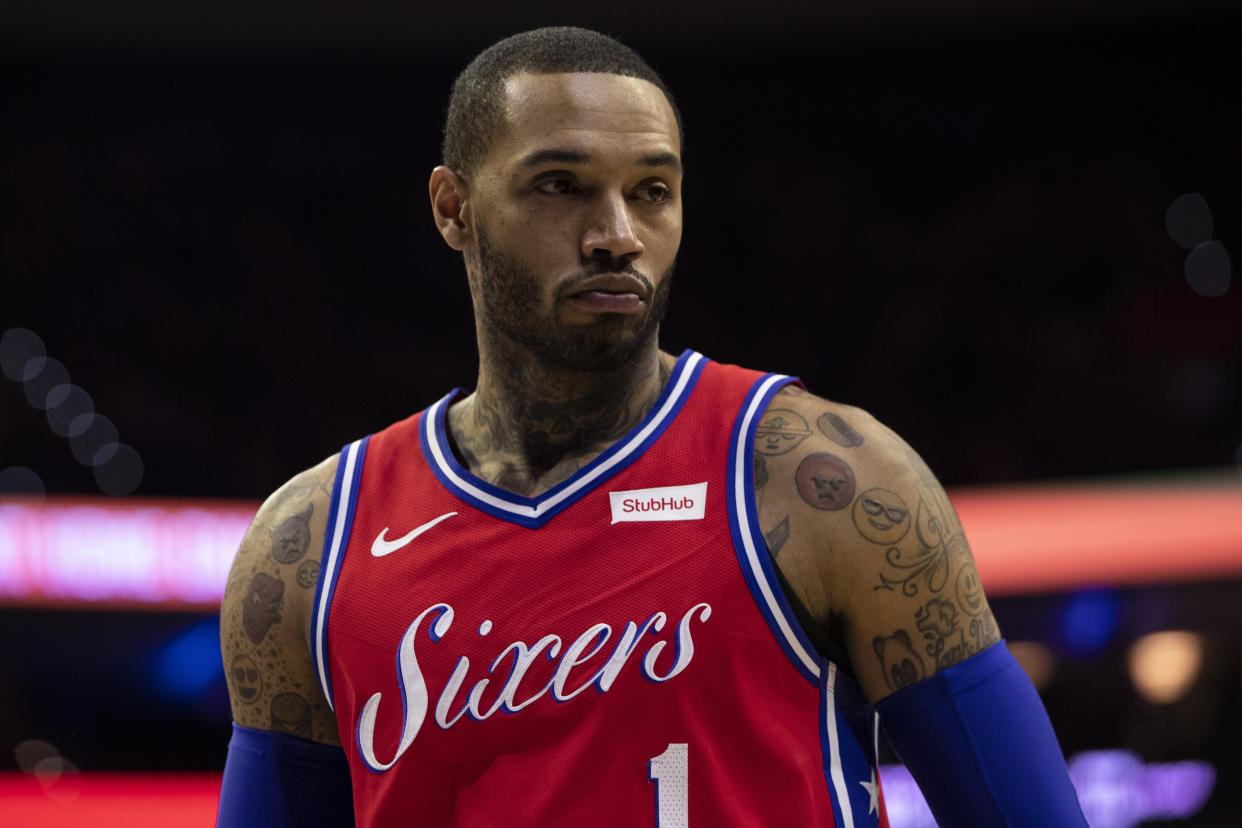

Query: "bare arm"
<box><xmin>756</xmin><ymin>386</ymin><xmax>1086</xmax><ymax>825</ymax></box>
<box><xmin>220</xmin><ymin>454</ymin><xmax>342</xmax><ymax>744</ymax></box>
<box><xmin>754</xmin><ymin>386</ymin><xmax>998</xmax><ymax>701</ymax></box>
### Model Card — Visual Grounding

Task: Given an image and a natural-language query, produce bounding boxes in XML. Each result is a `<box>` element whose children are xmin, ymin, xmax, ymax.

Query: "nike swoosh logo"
<box><xmin>371</xmin><ymin>512</ymin><xmax>458</xmax><ymax>557</ymax></box>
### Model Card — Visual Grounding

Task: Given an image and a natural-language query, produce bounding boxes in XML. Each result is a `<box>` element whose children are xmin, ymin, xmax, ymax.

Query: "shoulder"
<box><xmin>753</xmin><ymin>385</ymin><xmax>924</xmax><ymax>582</ymax></box>
<box><xmin>227</xmin><ymin>455</ymin><xmax>340</xmax><ymax>617</ymax></box>
<box><xmin>220</xmin><ymin>453</ymin><xmax>342</xmax><ymax>745</ymax></box>
<box><xmin>755</xmin><ymin>385</ymin><xmax>920</xmax><ymax>498</ymax></box>
<box><xmin>753</xmin><ymin>387</ymin><xmax>999</xmax><ymax>702</ymax></box>
<box><xmin>250</xmin><ymin>456</ymin><xmax>340</xmax><ymax>556</ymax></box>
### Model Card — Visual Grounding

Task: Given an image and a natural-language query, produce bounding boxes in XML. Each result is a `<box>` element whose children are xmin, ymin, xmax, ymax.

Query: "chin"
<box><xmin>485</xmin><ymin>271</ymin><xmax>671</xmax><ymax>373</ymax></box>
<box><xmin>538</xmin><ymin>324</ymin><xmax>654</xmax><ymax>372</ymax></box>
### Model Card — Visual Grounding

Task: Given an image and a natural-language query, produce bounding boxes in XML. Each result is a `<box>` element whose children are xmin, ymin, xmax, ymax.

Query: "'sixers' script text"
<box><xmin>356</xmin><ymin>601</ymin><xmax>713</xmax><ymax>771</ymax></box>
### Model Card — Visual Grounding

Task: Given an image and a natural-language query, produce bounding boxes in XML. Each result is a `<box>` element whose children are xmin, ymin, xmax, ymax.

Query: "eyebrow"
<box><xmin>639</xmin><ymin>151</ymin><xmax>684</xmax><ymax>173</ymax></box>
<box><xmin>517</xmin><ymin>148</ymin><xmax>683</xmax><ymax>173</ymax></box>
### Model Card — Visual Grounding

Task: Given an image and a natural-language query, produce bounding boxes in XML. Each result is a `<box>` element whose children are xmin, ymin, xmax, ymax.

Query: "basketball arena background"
<box><xmin>2</xmin><ymin>1</ymin><xmax>1240</xmax><ymax>825</ymax></box>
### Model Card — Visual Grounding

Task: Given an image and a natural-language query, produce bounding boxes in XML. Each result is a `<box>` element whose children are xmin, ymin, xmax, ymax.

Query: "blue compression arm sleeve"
<box><xmin>217</xmin><ymin>723</ymin><xmax>355</xmax><ymax>827</ymax></box>
<box><xmin>876</xmin><ymin>642</ymin><xmax>1087</xmax><ymax>827</ymax></box>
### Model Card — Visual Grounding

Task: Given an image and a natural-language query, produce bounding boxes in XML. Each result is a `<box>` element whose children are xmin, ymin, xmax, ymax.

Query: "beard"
<box><xmin>471</xmin><ymin>223</ymin><xmax>674</xmax><ymax>372</ymax></box>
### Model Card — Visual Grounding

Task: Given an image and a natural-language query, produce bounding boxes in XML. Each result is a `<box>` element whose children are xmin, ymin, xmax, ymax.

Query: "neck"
<box><xmin>448</xmin><ymin>341</ymin><xmax>672</xmax><ymax>497</ymax></box>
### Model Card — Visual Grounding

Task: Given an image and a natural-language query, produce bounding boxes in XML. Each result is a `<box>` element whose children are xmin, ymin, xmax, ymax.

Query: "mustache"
<box><xmin>560</xmin><ymin>260</ymin><xmax>654</xmax><ymax>293</ymax></box>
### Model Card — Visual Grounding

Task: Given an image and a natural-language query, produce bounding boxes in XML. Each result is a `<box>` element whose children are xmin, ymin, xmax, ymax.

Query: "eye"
<box><xmin>534</xmin><ymin>177</ymin><xmax>579</xmax><ymax>195</ymax></box>
<box><xmin>634</xmin><ymin>182</ymin><xmax>672</xmax><ymax>204</ymax></box>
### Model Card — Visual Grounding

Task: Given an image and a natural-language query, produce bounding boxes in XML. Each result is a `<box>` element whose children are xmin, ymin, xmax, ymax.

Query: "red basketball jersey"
<box><xmin>311</xmin><ymin>351</ymin><xmax>889</xmax><ymax>827</ymax></box>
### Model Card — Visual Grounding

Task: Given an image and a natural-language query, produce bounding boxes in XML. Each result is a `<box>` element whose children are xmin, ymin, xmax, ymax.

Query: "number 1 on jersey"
<box><xmin>648</xmin><ymin>743</ymin><xmax>688</xmax><ymax>827</ymax></box>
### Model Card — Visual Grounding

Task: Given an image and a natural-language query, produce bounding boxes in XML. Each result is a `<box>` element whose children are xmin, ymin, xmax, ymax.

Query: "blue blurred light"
<box><xmin>1060</xmin><ymin>589</ymin><xmax>1122</xmax><ymax>656</ymax></box>
<box><xmin>149</xmin><ymin>617</ymin><xmax>224</xmax><ymax>702</ymax></box>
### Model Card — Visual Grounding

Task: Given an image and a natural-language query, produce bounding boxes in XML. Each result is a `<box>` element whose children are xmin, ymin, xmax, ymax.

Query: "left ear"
<box><xmin>429</xmin><ymin>165</ymin><xmax>473</xmax><ymax>251</ymax></box>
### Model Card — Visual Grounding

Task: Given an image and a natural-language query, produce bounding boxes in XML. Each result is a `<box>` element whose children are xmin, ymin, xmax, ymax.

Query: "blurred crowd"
<box><xmin>2</xmin><ymin>24</ymin><xmax>1238</xmax><ymax>498</ymax></box>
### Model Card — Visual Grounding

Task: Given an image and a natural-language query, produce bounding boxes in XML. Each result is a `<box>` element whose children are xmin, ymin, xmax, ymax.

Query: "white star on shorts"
<box><xmin>859</xmin><ymin>768</ymin><xmax>879</xmax><ymax>815</ymax></box>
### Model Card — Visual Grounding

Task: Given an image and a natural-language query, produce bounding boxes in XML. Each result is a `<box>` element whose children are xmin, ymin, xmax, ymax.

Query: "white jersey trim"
<box><xmin>313</xmin><ymin>437</ymin><xmax>366</xmax><ymax>712</ymax></box>
<box><xmin>422</xmin><ymin>351</ymin><xmax>706</xmax><ymax>525</ymax></box>
<box><xmin>729</xmin><ymin>373</ymin><xmax>822</xmax><ymax>680</ymax></box>
<box><xmin>824</xmin><ymin>662</ymin><xmax>856</xmax><ymax>828</ymax></box>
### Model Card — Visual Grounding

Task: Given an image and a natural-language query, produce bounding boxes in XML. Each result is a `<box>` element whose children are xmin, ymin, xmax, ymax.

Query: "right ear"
<box><xmin>429</xmin><ymin>165</ymin><xmax>473</xmax><ymax>251</ymax></box>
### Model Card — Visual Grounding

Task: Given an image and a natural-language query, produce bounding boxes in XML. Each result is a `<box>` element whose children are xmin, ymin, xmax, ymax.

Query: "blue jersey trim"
<box><xmin>820</xmin><ymin>662</ymin><xmax>854</xmax><ymax>828</ymax></box>
<box><xmin>725</xmin><ymin>372</ymin><xmax>822</xmax><ymax>685</ymax></box>
<box><xmin>311</xmin><ymin>436</ymin><xmax>369</xmax><ymax>712</ymax></box>
<box><xmin>818</xmin><ymin>660</ymin><xmax>883</xmax><ymax>827</ymax></box>
<box><xmin>419</xmin><ymin>349</ymin><xmax>707</xmax><ymax>528</ymax></box>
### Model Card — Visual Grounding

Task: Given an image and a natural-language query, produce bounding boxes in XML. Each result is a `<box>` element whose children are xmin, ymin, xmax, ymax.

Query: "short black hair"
<box><xmin>442</xmin><ymin>27</ymin><xmax>682</xmax><ymax>178</ymax></box>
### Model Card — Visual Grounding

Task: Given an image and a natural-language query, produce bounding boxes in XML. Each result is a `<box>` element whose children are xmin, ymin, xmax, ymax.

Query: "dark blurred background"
<box><xmin>1</xmin><ymin>1</ymin><xmax>1240</xmax><ymax>824</ymax></box>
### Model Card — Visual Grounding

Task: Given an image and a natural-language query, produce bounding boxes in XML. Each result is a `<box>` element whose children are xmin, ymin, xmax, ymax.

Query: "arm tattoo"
<box><xmin>817</xmin><ymin>411</ymin><xmax>864</xmax><ymax>447</ymax></box>
<box><xmin>915</xmin><ymin>597</ymin><xmax>999</xmax><ymax>670</ymax></box>
<box><xmin>753</xmin><ymin>452</ymin><xmax>768</xmax><ymax>489</ymax></box>
<box><xmin>795</xmin><ymin>453</ymin><xmax>856</xmax><ymax>511</ymax></box>
<box><xmin>874</xmin><ymin>490</ymin><xmax>964</xmax><ymax>597</ymax></box>
<box><xmin>242</xmin><ymin>572</ymin><xmax>285</xmax><ymax>644</ymax></box>
<box><xmin>754</xmin><ymin>409</ymin><xmax>811</xmax><ymax>456</ymax></box>
<box><xmin>266</xmin><ymin>479</ymin><xmax>321</xmax><ymax>515</ymax></box>
<box><xmin>229</xmin><ymin>654</ymin><xmax>263</xmax><ymax>704</ymax></box>
<box><xmin>271</xmin><ymin>504</ymin><xmax>313</xmax><ymax>563</ymax></box>
<box><xmin>915</xmin><ymin>598</ymin><xmax>965</xmax><ymax>669</ymax></box>
<box><xmin>954</xmin><ymin>561</ymin><xmax>985</xmax><ymax>615</ymax></box>
<box><xmin>270</xmin><ymin>692</ymin><xmax>314</xmax><ymax>739</ymax></box>
<box><xmin>851</xmin><ymin>488</ymin><xmax>911</xmax><ymax>545</ymax></box>
<box><xmin>296</xmin><ymin>560</ymin><xmax>321</xmax><ymax>589</ymax></box>
<box><xmin>763</xmin><ymin>516</ymin><xmax>791</xmax><ymax>559</ymax></box>
<box><xmin>874</xmin><ymin>629</ymin><xmax>926</xmax><ymax>692</ymax></box>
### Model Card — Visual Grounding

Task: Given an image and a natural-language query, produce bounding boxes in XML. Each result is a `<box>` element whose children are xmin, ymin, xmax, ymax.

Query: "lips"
<box><xmin>564</xmin><ymin>273</ymin><xmax>650</xmax><ymax>302</ymax></box>
<box><xmin>563</xmin><ymin>273</ymin><xmax>650</xmax><ymax>314</ymax></box>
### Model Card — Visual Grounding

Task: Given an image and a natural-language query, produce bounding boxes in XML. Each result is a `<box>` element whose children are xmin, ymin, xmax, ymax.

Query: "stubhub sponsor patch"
<box><xmin>609</xmin><ymin>482</ymin><xmax>707</xmax><ymax>524</ymax></box>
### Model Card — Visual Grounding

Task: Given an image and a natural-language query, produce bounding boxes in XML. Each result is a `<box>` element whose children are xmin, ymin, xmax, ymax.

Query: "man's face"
<box><xmin>464</xmin><ymin>72</ymin><xmax>683</xmax><ymax>370</ymax></box>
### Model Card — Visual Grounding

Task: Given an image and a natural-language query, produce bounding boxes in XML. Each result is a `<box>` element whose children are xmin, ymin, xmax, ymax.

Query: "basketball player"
<box><xmin>217</xmin><ymin>27</ymin><xmax>1087</xmax><ymax>826</ymax></box>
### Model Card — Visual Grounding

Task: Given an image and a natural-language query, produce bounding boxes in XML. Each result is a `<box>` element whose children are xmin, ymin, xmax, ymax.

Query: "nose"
<box><xmin>580</xmin><ymin>191</ymin><xmax>644</xmax><ymax>263</ymax></box>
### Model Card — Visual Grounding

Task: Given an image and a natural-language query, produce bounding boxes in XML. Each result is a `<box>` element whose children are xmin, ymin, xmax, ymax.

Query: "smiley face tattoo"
<box><xmin>852</xmin><ymin>488</ymin><xmax>911</xmax><ymax>545</ymax></box>
<box><xmin>795</xmin><ymin>453</ymin><xmax>856</xmax><ymax>511</ymax></box>
<box><xmin>755</xmin><ymin>410</ymin><xmax>812</xmax><ymax>456</ymax></box>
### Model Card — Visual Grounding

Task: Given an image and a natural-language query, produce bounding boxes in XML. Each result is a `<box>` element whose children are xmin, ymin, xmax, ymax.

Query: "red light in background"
<box><xmin>0</xmin><ymin>477</ymin><xmax>1239</xmax><ymax>610</ymax></box>
<box><xmin>951</xmin><ymin>482</ymin><xmax>1242</xmax><ymax>595</ymax></box>
<box><xmin>0</xmin><ymin>773</ymin><xmax>222</xmax><ymax>827</ymax></box>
